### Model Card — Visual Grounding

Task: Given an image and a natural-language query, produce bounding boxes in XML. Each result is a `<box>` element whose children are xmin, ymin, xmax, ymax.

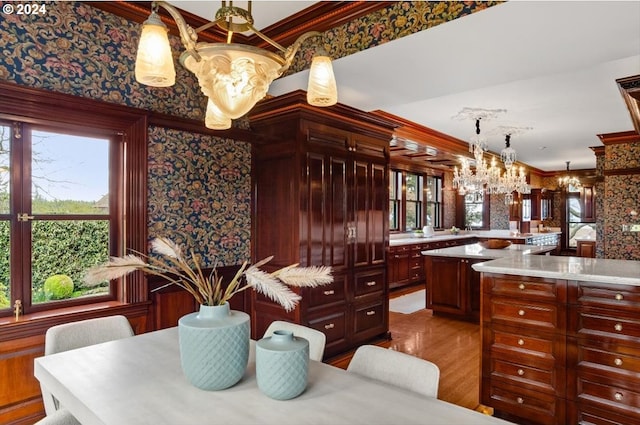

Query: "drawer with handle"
<box><xmin>354</xmin><ymin>270</ymin><xmax>385</xmax><ymax>297</ymax></box>
<box><xmin>308</xmin><ymin>275</ymin><xmax>346</xmax><ymax>308</ymax></box>
<box><xmin>575</xmin><ymin>343</ymin><xmax>640</xmax><ymax>380</ymax></box>
<box><xmin>574</xmin><ymin>282</ymin><xmax>640</xmax><ymax>311</ymax></box>
<box><xmin>576</xmin><ymin>375</ymin><xmax>640</xmax><ymax>419</ymax></box>
<box><xmin>574</xmin><ymin>311</ymin><xmax>640</xmax><ymax>341</ymax></box>
<box><xmin>490</xmin><ymin>297</ymin><xmax>560</xmax><ymax>329</ymax></box>
<box><xmin>487</xmin><ymin>276</ymin><xmax>560</xmax><ymax>301</ymax></box>
<box><xmin>489</xmin><ymin>357</ymin><xmax>560</xmax><ymax>394</ymax></box>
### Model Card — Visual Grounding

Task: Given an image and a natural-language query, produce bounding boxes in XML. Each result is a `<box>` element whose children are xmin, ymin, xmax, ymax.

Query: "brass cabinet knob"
<box><xmin>324</xmin><ymin>323</ymin><xmax>335</xmax><ymax>330</ymax></box>
<box><xmin>615</xmin><ymin>293</ymin><xmax>624</xmax><ymax>301</ymax></box>
<box><xmin>614</xmin><ymin>358</ymin><xmax>623</xmax><ymax>366</ymax></box>
<box><xmin>516</xmin><ymin>397</ymin><xmax>524</xmax><ymax>404</ymax></box>
<box><xmin>518</xmin><ymin>339</ymin><xmax>525</xmax><ymax>346</ymax></box>
<box><xmin>614</xmin><ymin>323</ymin><xmax>623</xmax><ymax>332</ymax></box>
<box><xmin>517</xmin><ymin>369</ymin><xmax>525</xmax><ymax>376</ymax></box>
<box><xmin>614</xmin><ymin>392</ymin><xmax>623</xmax><ymax>401</ymax></box>
<box><xmin>518</xmin><ymin>283</ymin><xmax>525</xmax><ymax>290</ymax></box>
<box><xmin>323</xmin><ymin>290</ymin><xmax>335</xmax><ymax>296</ymax></box>
<box><xmin>518</xmin><ymin>309</ymin><xmax>525</xmax><ymax>316</ymax></box>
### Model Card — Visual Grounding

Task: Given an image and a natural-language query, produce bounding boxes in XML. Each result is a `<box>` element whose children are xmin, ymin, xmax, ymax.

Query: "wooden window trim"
<box><xmin>0</xmin><ymin>82</ymin><xmax>149</xmax><ymax>315</ymax></box>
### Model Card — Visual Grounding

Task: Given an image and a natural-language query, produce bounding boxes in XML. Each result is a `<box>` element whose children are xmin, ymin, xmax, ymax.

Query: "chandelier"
<box><xmin>557</xmin><ymin>161</ymin><xmax>582</xmax><ymax>190</ymax></box>
<box><xmin>452</xmin><ymin>109</ymin><xmax>530</xmax><ymax>204</ymax></box>
<box><xmin>135</xmin><ymin>1</ymin><xmax>338</xmax><ymax>130</ymax></box>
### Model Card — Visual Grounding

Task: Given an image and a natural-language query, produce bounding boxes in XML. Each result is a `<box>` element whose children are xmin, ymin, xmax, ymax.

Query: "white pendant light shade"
<box><xmin>134</xmin><ymin>12</ymin><xmax>175</xmax><ymax>87</ymax></box>
<box><xmin>307</xmin><ymin>54</ymin><xmax>338</xmax><ymax>107</ymax></box>
<box><xmin>182</xmin><ymin>44</ymin><xmax>283</xmax><ymax>120</ymax></box>
<box><xmin>205</xmin><ymin>98</ymin><xmax>232</xmax><ymax>130</ymax></box>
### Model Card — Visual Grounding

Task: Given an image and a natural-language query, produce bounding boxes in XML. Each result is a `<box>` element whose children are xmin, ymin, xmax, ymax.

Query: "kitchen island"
<box><xmin>472</xmin><ymin>255</ymin><xmax>640</xmax><ymax>425</ymax></box>
<box><xmin>421</xmin><ymin>243</ymin><xmax>556</xmax><ymax>321</ymax></box>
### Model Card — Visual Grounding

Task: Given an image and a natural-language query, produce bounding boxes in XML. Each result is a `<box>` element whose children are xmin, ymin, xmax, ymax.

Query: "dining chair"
<box><xmin>263</xmin><ymin>320</ymin><xmax>326</xmax><ymax>361</ymax></box>
<box><xmin>37</xmin><ymin>315</ymin><xmax>134</xmax><ymax>424</ymax></box>
<box><xmin>346</xmin><ymin>345</ymin><xmax>440</xmax><ymax>398</ymax></box>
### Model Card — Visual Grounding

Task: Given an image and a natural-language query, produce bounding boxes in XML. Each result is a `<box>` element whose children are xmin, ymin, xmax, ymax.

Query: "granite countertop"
<box><xmin>389</xmin><ymin>234</ymin><xmax>475</xmax><ymax>246</ymax></box>
<box><xmin>472</xmin><ymin>255</ymin><xmax>640</xmax><ymax>286</ymax></box>
<box><xmin>389</xmin><ymin>230</ymin><xmax>562</xmax><ymax>247</ymax></box>
<box><xmin>421</xmin><ymin>243</ymin><xmax>556</xmax><ymax>259</ymax></box>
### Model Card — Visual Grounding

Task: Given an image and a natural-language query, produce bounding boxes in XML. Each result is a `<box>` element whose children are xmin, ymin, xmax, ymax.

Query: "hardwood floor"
<box><xmin>329</xmin><ymin>284</ymin><xmax>488</xmax><ymax>414</ymax></box>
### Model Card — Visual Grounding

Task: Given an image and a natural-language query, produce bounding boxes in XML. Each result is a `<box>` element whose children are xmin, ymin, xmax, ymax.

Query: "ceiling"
<box><xmin>170</xmin><ymin>1</ymin><xmax>640</xmax><ymax>172</ymax></box>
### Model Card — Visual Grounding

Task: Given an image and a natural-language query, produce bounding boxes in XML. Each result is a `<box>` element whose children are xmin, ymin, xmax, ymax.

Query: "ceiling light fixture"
<box><xmin>500</xmin><ymin>134</ymin><xmax>516</xmax><ymax>170</ymax></box>
<box><xmin>452</xmin><ymin>109</ymin><xmax>531</xmax><ymax>204</ymax></box>
<box><xmin>135</xmin><ymin>1</ymin><xmax>338</xmax><ymax>130</ymax></box>
<box><xmin>557</xmin><ymin>161</ymin><xmax>582</xmax><ymax>190</ymax></box>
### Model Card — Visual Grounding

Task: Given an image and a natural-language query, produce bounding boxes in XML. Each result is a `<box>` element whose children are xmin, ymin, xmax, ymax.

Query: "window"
<box><xmin>464</xmin><ymin>191</ymin><xmax>485</xmax><ymax>228</ymax></box>
<box><xmin>425</xmin><ymin>176</ymin><xmax>442</xmax><ymax>227</ymax></box>
<box><xmin>0</xmin><ymin>122</ymin><xmax>117</xmax><ymax>314</ymax></box>
<box><xmin>389</xmin><ymin>170</ymin><xmax>401</xmax><ymax>231</ymax></box>
<box><xmin>389</xmin><ymin>169</ymin><xmax>442</xmax><ymax>232</ymax></box>
<box><xmin>405</xmin><ymin>173</ymin><xmax>422</xmax><ymax>230</ymax></box>
<box><xmin>0</xmin><ymin>83</ymin><xmax>149</xmax><ymax>318</ymax></box>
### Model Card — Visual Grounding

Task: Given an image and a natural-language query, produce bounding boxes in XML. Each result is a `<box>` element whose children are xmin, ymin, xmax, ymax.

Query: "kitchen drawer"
<box><xmin>308</xmin><ymin>274</ymin><xmax>347</xmax><ymax>308</ymax></box>
<box><xmin>574</xmin><ymin>311</ymin><xmax>640</xmax><ymax>342</ymax></box>
<box><xmin>569</xmin><ymin>402</ymin><xmax>639</xmax><ymax>425</ymax></box>
<box><xmin>574</xmin><ymin>282</ymin><xmax>640</xmax><ymax>312</ymax></box>
<box><xmin>490</xmin><ymin>297</ymin><xmax>560</xmax><ymax>330</ymax></box>
<box><xmin>489</xmin><ymin>357</ymin><xmax>561</xmax><ymax>394</ymax></box>
<box><xmin>576</xmin><ymin>375</ymin><xmax>640</xmax><ymax>419</ymax></box>
<box><xmin>487</xmin><ymin>327</ymin><xmax>563</xmax><ymax>365</ymax></box>
<box><xmin>487</xmin><ymin>276</ymin><xmax>561</xmax><ymax>302</ymax></box>
<box><xmin>354</xmin><ymin>269</ymin><xmax>385</xmax><ymax>297</ymax></box>
<box><xmin>485</xmin><ymin>380</ymin><xmax>563</xmax><ymax>425</ymax></box>
<box><xmin>307</xmin><ymin>310</ymin><xmax>346</xmax><ymax>346</ymax></box>
<box><xmin>353</xmin><ymin>300</ymin><xmax>385</xmax><ymax>333</ymax></box>
<box><xmin>575</xmin><ymin>343</ymin><xmax>640</xmax><ymax>380</ymax></box>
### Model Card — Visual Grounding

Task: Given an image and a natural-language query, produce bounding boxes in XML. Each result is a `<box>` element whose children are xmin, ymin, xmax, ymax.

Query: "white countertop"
<box><xmin>472</xmin><ymin>255</ymin><xmax>640</xmax><ymax>286</ymax></box>
<box><xmin>422</xmin><ymin>243</ymin><xmax>556</xmax><ymax>259</ymax></box>
<box><xmin>390</xmin><ymin>230</ymin><xmax>561</xmax><ymax>247</ymax></box>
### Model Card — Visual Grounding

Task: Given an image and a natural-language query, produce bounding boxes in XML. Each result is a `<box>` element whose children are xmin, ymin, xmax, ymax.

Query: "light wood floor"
<box><xmin>329</xmin><ymin>285</ymin><xmax>485</xmax><ymax>412</ymax></box>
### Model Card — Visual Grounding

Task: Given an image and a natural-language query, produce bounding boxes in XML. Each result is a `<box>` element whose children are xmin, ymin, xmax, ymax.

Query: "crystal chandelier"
<box><xmin>500</xmin><ymin>134</ymin><xmax>516</xmax><ymax>170</ymax></box>
<box><xmin>135</xmin><ymin>1</ymin><xmax>338</xmax><ymax>130</ymax></box>
<box><xmin>452</xmin><ymin>109</ymin><xmax>531</xmax><ymax>204</ymax></box>
<box><xmin>557</xmin><ymin>161</ymin><xmax>582</xmax><ymax>190</ymax></box>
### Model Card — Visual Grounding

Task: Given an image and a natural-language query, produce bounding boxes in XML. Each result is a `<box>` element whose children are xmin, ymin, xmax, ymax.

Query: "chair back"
<box><xmin>347</xmin><ymin>345</ymin><xmax>440</xmax><ymax>398</ymax></box>
<box><xmin>263</xmin><ymin>320</ymin><xmax>326</xmax><ymax>361</ymax></box>
<box><xmin>41</xmin><ymin>315</ymin><xmax>134</xmax><ymax>415</ymax></box>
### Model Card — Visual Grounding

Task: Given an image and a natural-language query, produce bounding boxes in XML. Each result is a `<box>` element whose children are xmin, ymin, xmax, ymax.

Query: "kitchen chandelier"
<box><xmin>134</xmin><ymin>1</ymin><xmax>338</xmax><ymax>130</ymax></box>
<box><xmin>557</xmin><ymin>161</ymin><xmax>582</xmax><ymax>190</ymax></box>
<box><xmin>452</xmin><ymin>108</ymin><xmax>531</xmax><ymax>204</ymax></box>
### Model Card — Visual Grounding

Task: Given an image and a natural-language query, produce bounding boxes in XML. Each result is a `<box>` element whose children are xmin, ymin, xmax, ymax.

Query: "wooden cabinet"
<box><xmin>425</xmin><ymin>255</ymin><xmax>483</xmax><ymax>322</ymax></box>
<box><xmin>567</xmin><ymin>281</ymin><xmax>640</xmax><ymax>424</ymax></box>
<box><xmin>576</xmin><ymin>239</ymin><xmax>596</xmax><ymax>258</ymax></box>
<box><xmin>580</xmin><ymin>185</ymin><xmax>596</xmax><ymax>223</ymax></box>
<box><xmin>480</xmin><ymin>274</ymin><xmax>640</xmax><ymax>425</ymax></box>
<box><xmin>388</xmin><ymin>245</ymin><xmax>411</xmax><ymax>289</ymax></box>
<box><xmin>481</xmin><ymin>274</ymin><xmax>567</xmax><ymax>425</ymax></box>
<box><xmin>530</xmin><ymin>189</ymin><xmax>542</xmax><ymax>221</ymax></box>
<box><xmin>249</xmin><ymin>91</ymin><xmax>395</xmax><ymax>359</ymax></box>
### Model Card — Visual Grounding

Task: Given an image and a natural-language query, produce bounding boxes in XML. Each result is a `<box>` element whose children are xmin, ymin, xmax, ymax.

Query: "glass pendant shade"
<box><xmin>205</xmin><ymin>98</ymin><xmax>232</xmax><ymax>130</ymax></box>
<box><xmin>134</xmin><ymin>12</ymin><xmax>176</xmax><ymax>87</ymax></box>
<box><xmin>181</xmin><ymin>44</ymin><xmax>284</xmax><ymax>120</ymax></box>
<box><xmin>307</xmin><ymin>55</ymin><xmax>338</xmax><ymax>107</ymax></box>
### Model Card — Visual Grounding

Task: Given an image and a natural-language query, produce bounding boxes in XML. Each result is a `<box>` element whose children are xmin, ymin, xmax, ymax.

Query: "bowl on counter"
<box><xmin>478</xmin><ymin>239</ymin><xmax>512</xmax><ymax>249</ymax></box>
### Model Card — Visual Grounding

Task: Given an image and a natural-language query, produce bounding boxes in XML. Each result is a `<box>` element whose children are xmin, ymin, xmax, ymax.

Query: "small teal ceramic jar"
<box><xmin>256</xmin><ymin>330</ymin><xmax>309</xmax><ymax>400</ymax></box>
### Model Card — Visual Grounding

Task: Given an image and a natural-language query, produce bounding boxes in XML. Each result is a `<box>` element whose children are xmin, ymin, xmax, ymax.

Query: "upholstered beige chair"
<box><xmin>347</xmin><ymin>345</ymin><xmax>440</xmax><ymax>398</ymax></box>
<box><xmin>36</xmin><ymin>315</ymin><xmax>134</xmax><ymax>425</ymax></box>
<box><xmin>263</xmin><ymin>320</ymin><xmax>326</xmax><ymax>362</ymax></box>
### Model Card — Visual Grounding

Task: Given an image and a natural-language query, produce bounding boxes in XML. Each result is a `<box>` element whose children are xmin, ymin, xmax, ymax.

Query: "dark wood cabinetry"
<box><xmin>249</xmin><ymin>92</ymin><xmax>395</xmax><ymax>359</ymax></box>
<box><xmin>576</xmin><ymin>239</ymin><xmax>596</xmax><ymax>258</ymax></box>
<box><xmin>481</xmin><ymin>273</ymin><xmax>640</xmax><ymax>425</ymax></box>
<box><xmin>425</xmin><ymin>256</ymin><xmax>483</xmax><ymax>322</ymax></box>
<box><xmin>580</xmin><ymin>185</ymin><xmax>596</xmax><ymax>222</ymax></box>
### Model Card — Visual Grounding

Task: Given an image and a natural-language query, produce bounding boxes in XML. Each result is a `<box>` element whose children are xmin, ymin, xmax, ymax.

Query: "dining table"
<box><xmin>34</xmin><ymin>327</ymin><xmax>512</xmax><ymax>425</ymax></box>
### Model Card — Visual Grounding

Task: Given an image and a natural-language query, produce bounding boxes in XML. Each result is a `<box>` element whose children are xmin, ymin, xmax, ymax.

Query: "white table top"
<box><xmin>421</xmin><ymin>243</ymin><xmax>556</xmax><ymax>259</ymax></box>
<box><xmin>35</xmin><ymin>327</ymin><xmax>512</xmax><ymax>425</ymax></box>
<box><xmin>472</xmin><ymin>255</ymin><xmax>640</xmax><ymax>286</ymax></box>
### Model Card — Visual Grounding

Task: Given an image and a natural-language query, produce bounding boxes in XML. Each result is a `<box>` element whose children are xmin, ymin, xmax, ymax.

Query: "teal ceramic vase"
<box><xmin>178</xmin><ymin>302</ymin><xmax>250</xmax><ymax>390</ymax></box>
<box><xmin>256</xmin><ymin>330</ymin><xmax>309</xmax><ymax>400</ymax></box>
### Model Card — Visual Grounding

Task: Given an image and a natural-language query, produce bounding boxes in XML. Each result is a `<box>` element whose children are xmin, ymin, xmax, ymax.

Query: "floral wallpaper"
<box><xmin>289</xmin><ymin>1</ymin><xmax>504</xmax><ymax>74</ymax></box>
<box><xmin>603</xmin><ymin>142</ymin><xmax>640</xmax><ymax>260</ymax></box>
<box><xmin>147</xmin><ymin>127</ymin><xmax>251</xmax><ymax>266</ymax></box>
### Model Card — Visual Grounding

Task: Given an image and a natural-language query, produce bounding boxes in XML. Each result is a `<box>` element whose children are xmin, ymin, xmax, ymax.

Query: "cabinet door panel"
<box><xmin>426</xmin><ymin>256</ymin><xmax>463</xmax><ymax>312</ymax></box>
